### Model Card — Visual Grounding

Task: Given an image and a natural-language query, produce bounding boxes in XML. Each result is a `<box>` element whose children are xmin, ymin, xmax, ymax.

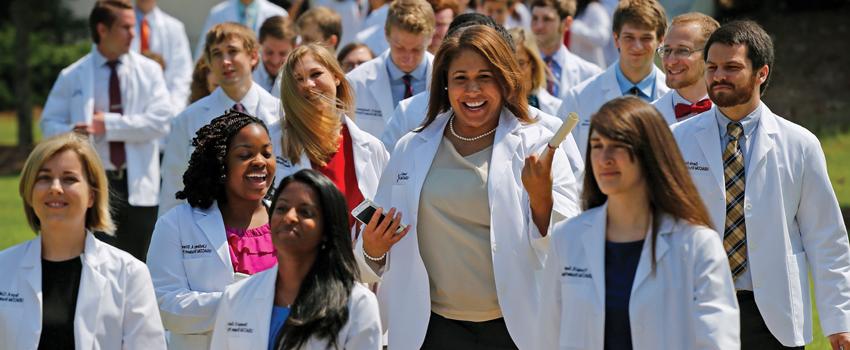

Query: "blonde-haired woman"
<box><xmin>275</xmin><ymin>44</ymin><xmax>388</xmax><ymax>232</ymax></box>
<box><xmin>510</xmin><ymin>27</ymin><xmax>563</xmax><ymax>117</ymax></box>
<box><xmin>0</xmin><ymin>133</ymin><xmax>165</xmax><ymax>349</ymax></box>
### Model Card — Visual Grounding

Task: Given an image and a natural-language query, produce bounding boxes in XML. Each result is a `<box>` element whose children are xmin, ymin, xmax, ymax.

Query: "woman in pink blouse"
<box><xmin>147</xmin><ymin>111</ymin><xmax>278</xmax><ymax>349</ymax></box>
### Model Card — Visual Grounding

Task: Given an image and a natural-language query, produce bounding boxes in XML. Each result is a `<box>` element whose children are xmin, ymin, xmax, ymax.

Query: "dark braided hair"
<box><xmin>175</xmin><ymin>111</ymin><xmax>269</xmax><ymax>209</ymax></box>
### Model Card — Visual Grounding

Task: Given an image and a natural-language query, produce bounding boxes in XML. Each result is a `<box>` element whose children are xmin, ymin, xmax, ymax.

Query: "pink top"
<box><xmin>226</xmin><ymin>223</ymin><xmax>277</xmax><ymax>275</ymax></box>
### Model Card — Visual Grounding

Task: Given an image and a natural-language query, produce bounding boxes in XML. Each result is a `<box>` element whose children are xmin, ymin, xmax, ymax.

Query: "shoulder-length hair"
<box><xmin>176</xmin><ymin>111</ymin><xmax>269</xmax><ymax>209</ymax></box>
<box><xmin>268</xmin><ymin>169</ymin><xmax>360</xmax><ymax>350</ymax></box>
<box><xmin>509</xmin><ymin>27</ymin><xmax>547</xmax><ymax>92</ymax></box>
<box><xmin>582</xmin><ymin>97</ymin><xmax>713</xmax><ymax>258</ymax></box>
<box><xmin>19</xmin><ymin>132</ymin><xmax>115</xmax><ymax>234</ymax></box>
<box><xmin>280</xmin><ymin>44</ymin><xmax>353</xmax><ymax>167</ymax></box>
<box><xmin>421</xmin><ymin>25</ymin><xmax>531</xmax><ymax>130</ymax></box>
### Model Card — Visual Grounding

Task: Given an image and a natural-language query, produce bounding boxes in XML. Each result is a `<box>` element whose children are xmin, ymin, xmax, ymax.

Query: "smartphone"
<box><xmin>351</xmin><ymin>199</ymin><xmax>406</xmax><ymax>234</ymax></box>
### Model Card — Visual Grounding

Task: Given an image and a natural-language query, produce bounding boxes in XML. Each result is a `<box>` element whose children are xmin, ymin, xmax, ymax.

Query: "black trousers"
<box><xmin>420</xmin><ymin>312</ymin><xmax>518</xmax><ymax>350</ymax></box>
<box><xmin>95</xmin><ymin>170</ymin><xmax>157</xmax><ymax>262</ymax></box>
<box><xmin>738</xmin><ymin>291</ymin><xmax>804</xmax><ymax>350</ymax></box>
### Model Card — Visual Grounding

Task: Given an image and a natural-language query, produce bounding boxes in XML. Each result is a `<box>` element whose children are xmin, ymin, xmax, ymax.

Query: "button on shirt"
<box><xmin>386</xmin><ymin>55</ymin><xmax>427</xmax><ymax>108</ymax></box>
<box><xmin>615</xmin><ymin>63</ymin><xmax>657</xmax><ymax>101</ymax></box>
<box><xmin>715</xmin><ymin>104</ymin><xmax>762</xmax><ymax>291</ymax></box>
<box><xmin>93</xmin><ymin>50</ymin><xmax>129</xmax><ymax>171</ymax></box>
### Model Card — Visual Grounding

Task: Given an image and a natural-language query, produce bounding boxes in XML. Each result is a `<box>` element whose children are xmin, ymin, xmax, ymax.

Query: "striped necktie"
<box><xmin>723</xmin><ymin>122</ymin><xmax>747</xmax><ymax>279</ymax></box>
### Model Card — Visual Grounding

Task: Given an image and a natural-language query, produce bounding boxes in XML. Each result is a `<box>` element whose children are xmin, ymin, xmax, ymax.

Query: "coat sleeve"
<box><xmin>121</xmin><ymin>259</ymin><xmax>168</xmax><ymax>350</ymax></box>
<box><xmin>691</xmin><ymin>227</ymin><xmax>740</xmax><ymax>350</ymax></box>
<box><xmin>146</xmin><ymin>212</ymin><xmax>224</xmax><ymax>334</ymax></box>
<box><xmin>526</xmin><ymin>145</ymin><xmax>580</xmax><ymax>269</ymax></box>
<box><xmin>343</xmin><ymin>287</ymin><xmax>383</xmax><ymax>350</ymax></box>
<box><xmin>158</xmin><ymin>114</ymin><xmax>191</xmax><ymax>216</ymax></box>
<box><xmin>799</xmin><ymin>137</ymin><xmax>850</xmax><ymax>336</ymax></box>
<box><xmin>40</xmin><ymin>70</ymin><xmax>75</xmax><ymax>137</ymax></box>
<box><xmin>103</xmin><ymin>62</ymin><xmax>173</xmax><ymax>142</ymax></box>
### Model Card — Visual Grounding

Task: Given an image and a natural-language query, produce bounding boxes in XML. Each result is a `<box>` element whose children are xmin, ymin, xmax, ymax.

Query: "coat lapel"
<box><xmin>487</xmin><ymin>110</ymin><xmax>522</xmax><ymax>237</ymax></box>
<box><xmin>600</xmin><ymin>67</ymin><xmax>622</xmax><ymax>102</ymax></box>
<box><xmin>345</xmin><ymin>116</ymin><xmax>377</xmax><ymax>198</ymax></box>
<box><xmin>631</xmin><ymin>215</ymin><xmax>673</xmax><ymax>291</ymax></box>
<box><xmin>75</xmin><ymin>233</ymin><xmax>107</xmax><ymax>350</ymax></box>
<box><xmin>746</xmin><ymin>104</ymin><xmax>777</xmax><ymax>185</ymax></box>
<box><xmin>195</xmin><ymin>203</ymin><xmax>234</xmax><ymax>275</ymax></box>
<box><xmin>695</xmin><ymin>109</ymin><xmax>725</xmax><ymax>190</ymax></box>
<box><xmin>582</xmin><ymin>206</ymin><xmax>607</xmax><ymax>305</ymax></box>
<box><xmin>368</xmin><ymin>52</ymin><xmax>396</xmax><ymax>120</ymax></box>
<box><xmin>407</xmin><ymin>115</ymin><xmax>449</xmax><ymax>225</ymax></box>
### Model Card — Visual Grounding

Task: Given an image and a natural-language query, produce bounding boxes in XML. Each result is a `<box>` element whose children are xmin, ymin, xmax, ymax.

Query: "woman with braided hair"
<box><xmin>147</xmin><ymin>111</ymin><xmax>277</xmax><ymax>350</ymax></box>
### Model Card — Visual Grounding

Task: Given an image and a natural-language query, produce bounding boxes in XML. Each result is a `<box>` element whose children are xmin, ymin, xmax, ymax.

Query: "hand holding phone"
<box><xmin>353</xmin><ymin>199</ymin><xmax>410</xmax><ymax>263</ymax></box>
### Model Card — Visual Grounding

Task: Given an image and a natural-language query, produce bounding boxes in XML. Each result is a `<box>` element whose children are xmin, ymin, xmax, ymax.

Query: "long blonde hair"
<box><xmin>280</xmin><ymin>44</ymin><xmax>354</xmax><ymax>166</ymax></box>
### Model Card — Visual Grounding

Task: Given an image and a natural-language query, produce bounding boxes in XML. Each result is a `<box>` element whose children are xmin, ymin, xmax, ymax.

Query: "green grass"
<box><xmin>0</xmin><ymin>175</ymin><xmax>33</xmax><ymax>249</ymax></box>
<box><xmin>823</xmin><ymin>131</ymin><xmax>850</xmax><ymax>208</ymax></box>
<box><xmin>0</xmin><ymin>113</ymin><xmax>41</xmax><ymax>146</ymax></box>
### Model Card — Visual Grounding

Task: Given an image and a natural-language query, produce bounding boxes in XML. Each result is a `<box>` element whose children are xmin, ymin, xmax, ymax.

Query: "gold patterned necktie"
<box><xmin>723</xmin><ymin>122</ymin><xmax>747</xmax><ymax>279</ymax></box>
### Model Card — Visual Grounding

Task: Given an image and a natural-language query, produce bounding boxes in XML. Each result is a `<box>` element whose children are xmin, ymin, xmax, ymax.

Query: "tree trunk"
<box><xmin>12</xmin><ymin>0</ymin><xmax>34</xmax><ymax>147</ymax></box>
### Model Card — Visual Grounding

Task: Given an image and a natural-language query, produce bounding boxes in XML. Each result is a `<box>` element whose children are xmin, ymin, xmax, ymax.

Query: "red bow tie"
<box><xmin>674</xmin><ymin>99</ymin><xmax>712</xmax><ymax>120</ymax></box>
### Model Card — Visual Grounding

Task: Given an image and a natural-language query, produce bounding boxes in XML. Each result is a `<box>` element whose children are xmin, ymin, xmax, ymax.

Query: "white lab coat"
<box><xmin>354</xmin><ymin>4</ymin><xmax>389</xmax><ymax>55</ymax></box>
<box><xmin>543</xmin><ymin>204</ymin><xmax>740</xmax><ymax>349</ymax></box>
<box><xmin>671</xmin><ymin>104</ymin><xmax>850</xmax><ymax>346</ymax></box>
<box><xmin>534</xmin><ymin>88</ymin><xmax>562</xmax><ymax>117</ymax></box>
<box><xmin>550</xmin><ymin>46</ymin><xmax>604</xmax><ymax>100</ymax></box>
<box><xmin>650</xmin><ymin>90</ymin><xmax>680</xmax><ymax>125</ymax></box>
<box><xmin>346</xmin><ymin>50</ymin><xmax>434</xmax><ymax>138</ymax></box>
<box><xmin>40</xmin><ymin>49</ymin><xmax>174</xmax><ymax>207</ymax></box>
<box><xmin>194</xmin><ymin>0</ymin><xmax>287</xmax><ymax>59</ymax></box>
<box><xmin>273</xmin><ymin>116</ymin><xmax>388</xmax><ymax>196</ymax></box>
<box><xmin>353</xmin><ymin>108</ymin><xmax>580</xmax><ymax>349</ymax></box>
<box><xmin>148</xmin><ymin>201</ymin><xmax>255</xmax><ymax>350</ymax></box>
<box><xmin>557</xmin><ymin>63</ymin><xmax>669</xmax><ymax>158</ymax></box>
<box><xmin>132</xmin><ymin>6</ymin><xmax>193</xmax><ymax>111</ymax></box>
<box><xmin>569</xmin><ymin>2</ymin><xmax>612</xmax><ymax>69</ymax></box>
<box><xmin>209</xmin><ymin>265</ymin><xmax>382</xmax><ymax>350</ymax></box>
<box><xmin>0</xmin><ymin>233</ymin><xmax>166</xmax><ymax>349</ymax></box>
<box><xmin>159</xmin><ymin>84</ymin><xmax>282</xmax><ymax>215</ymax></box>
<box><xmin>381</xmin><ymin>91</ymin><xmax>584</xmax><ymax>181</ymax></box>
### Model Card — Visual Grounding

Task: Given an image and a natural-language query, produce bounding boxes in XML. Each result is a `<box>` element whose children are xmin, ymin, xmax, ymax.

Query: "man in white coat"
<box><xmin>40</xmin><ymin>0</ymin><xmax>173</xmax><ymax>261</ymax></box>
<box><xmin>671</xmin><ymin>20</ymin><xmax>850</xmax><ymax>349</ymax></box>
<box><xmin>355</xmin><ymin>0</ymin><xmax>391</xmax><ymax>54</ymax></box>
<box><xmin>347</xmin><ymin>0</ymin><xmax>435</xmax><ymax>138</ymax></box>
<box><xmin>253</xmin><ymin>15</ymin><xmax>296</xmax><ymax>93</ymax></box>
<box><xmin>530</xmin><ymin>0</ymin><xmax>602</xmax><ymax>99</ymax></box>
<box><xmin>652</xmin><ymin>12</ymin><xmax>718</xmax><ymax>125</ymax></box>
<box><xmin>557</xmin><ymin>0</ymin><xmax>669</xmax><ymax>157</ymax></box>
<box><xmin>160</xmin><ymin>22</ymin><xmax>281</xmax><ymax>215</ymax></box>
<box><xmin>194</xmin><ymin>0</ymin><xmax>287</xmax><ymax>59</ymax></box>
<box><xmin>133</xmin><ymin>0</ymin><xmax>193</xmax><ymax>110</ymax></box>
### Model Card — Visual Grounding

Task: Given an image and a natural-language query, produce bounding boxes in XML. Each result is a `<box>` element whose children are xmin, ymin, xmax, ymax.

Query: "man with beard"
<box><xmin>672</xmin><ymin>20</ymin><xmax>850</xmax><ymax>350</ymax></box>
<box><xmin>652</xmin><ymin>12</ymin><xmax>718</xmax><ymax>124</ymax></box>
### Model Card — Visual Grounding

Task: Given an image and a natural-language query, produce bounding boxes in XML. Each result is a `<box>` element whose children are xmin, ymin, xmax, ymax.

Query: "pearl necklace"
<box><xmin>449</xmin><ymin>115</ymin><xmax>497</xmax><ymax>142</ymax></box>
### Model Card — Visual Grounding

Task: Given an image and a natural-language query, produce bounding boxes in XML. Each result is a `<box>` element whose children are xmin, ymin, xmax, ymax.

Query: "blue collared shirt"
<box><xmin>386</xmin><ymin>54</ymin><xmax>428</xmax><ymax>107</ymax></box>
<box><xmin>615</xmin><ymin>63</ymin><xmax>657</xmax><ymax>102</ymax></box>
<box><xmin>714</xmin><ymin>103</ymin><xmax>762</xmax><ymax>291</ymax></box>
<box><xmin>237</xmin><ymin>0</ymin><xmax>259</xmax><ymax>31</ymax></box>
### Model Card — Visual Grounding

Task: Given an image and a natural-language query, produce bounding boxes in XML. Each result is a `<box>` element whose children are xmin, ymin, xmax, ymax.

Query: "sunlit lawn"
<box><xmin>0</xmin><ymin>115</ymin><xmax>848</xmax><ymax>348</ymax></box>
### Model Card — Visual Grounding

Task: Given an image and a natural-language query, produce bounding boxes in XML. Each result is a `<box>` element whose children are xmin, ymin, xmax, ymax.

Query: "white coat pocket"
<box><xmin>559</xmin><ymin>279</ymin><xmax>592</xmax><ymax>349</ymax></box>
<box><xmin>183</xmin><ymin>257</ymin><xmax>221</xmax><ymax>291</ymax></box>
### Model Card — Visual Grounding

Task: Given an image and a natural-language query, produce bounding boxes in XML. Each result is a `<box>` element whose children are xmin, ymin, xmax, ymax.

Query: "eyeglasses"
<box><xmin>656</xmin><ymin>46</ymin><xmax>703</xmax><ymax>59</ymax></box>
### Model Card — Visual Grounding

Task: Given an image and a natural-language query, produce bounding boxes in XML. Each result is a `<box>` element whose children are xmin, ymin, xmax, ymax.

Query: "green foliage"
<box><xmin>0</xmin><ymin>26</ymin><xmax>90</xmax><ymax>110</ymax></box>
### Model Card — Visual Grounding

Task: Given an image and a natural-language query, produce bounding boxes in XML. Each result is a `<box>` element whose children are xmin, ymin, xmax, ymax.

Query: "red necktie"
<box><xmin>140</xmin><ymin>17</ymin><xmax>150</xmax><ymax>52</ymax></box>
<box><xmin>402</xmin><ymin>74</ymin><xmax>413</xmax><ymax>99</ymax></box>
<box><xmin>674</xmin><ymin>99</ymin><xmax>712</xmax><ymax>120</ymax></box>
<box><xmin>233</xmin><ymin>103</ymin><xmax>246</xmax><ymax>113</ymax></box>
<box><xmin>107</xmin><ymin>61</ymin><xmax>126</xmax><ymax>169</ymax></box>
